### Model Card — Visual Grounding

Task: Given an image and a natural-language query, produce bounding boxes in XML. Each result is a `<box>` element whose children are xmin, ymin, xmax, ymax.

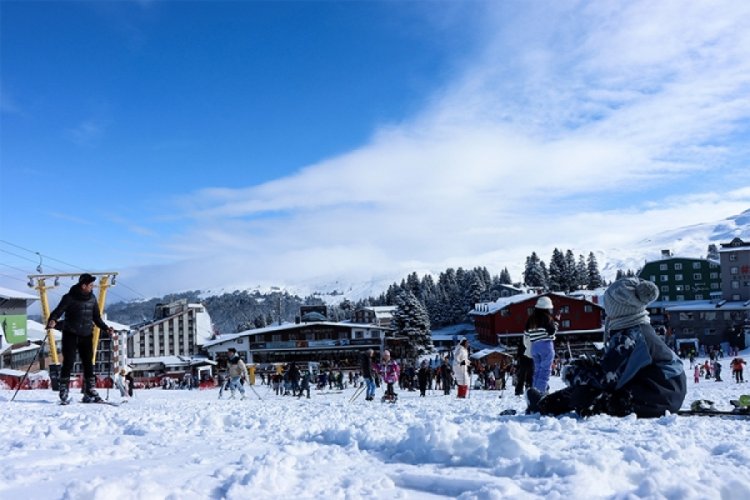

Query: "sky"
<box><xmin>2</xmin><ymin>356</ymin><xmax>750</xmax><ymax>499</ymax></box>
<box><xmin>2</xmin><ymin>0</ymin><xmax>750</xmax><ymax>303</ymax></box>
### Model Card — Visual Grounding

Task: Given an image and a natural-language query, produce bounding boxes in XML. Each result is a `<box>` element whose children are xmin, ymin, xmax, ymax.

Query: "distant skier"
<box><xmin>440</xmin><ymin>356</ymin><xmax>453</xmax><ymax>395</ymax></box>
<box><xmin>360</xmin><ymin>349</ymin><xmax>377</xmax><ymax>401</ymax></box>
<box><xmin>376</xmin><ymin>350</ymin><xmax>400</xmax><ymax>402</ymax></box>
<box><xmin>527</xmin><ymin>278</ymin><xmax>686</xmax><ymax>418</ymax></box>
<box><xmin>225</xmin><ymin>347</ymin><xmax>247</xmax><ymax>400</ymax></box>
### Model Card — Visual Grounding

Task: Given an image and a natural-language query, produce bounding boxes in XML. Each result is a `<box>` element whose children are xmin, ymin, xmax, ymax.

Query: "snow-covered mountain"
<box><xmin>597</xmin><ymin>208</ymin><xmax>750</xmax><ymax>280</ymax></box>
<box><xmin>206</xmin><ymin>208</ymin><xmax>750</xmax><ymax>305</ymax></box>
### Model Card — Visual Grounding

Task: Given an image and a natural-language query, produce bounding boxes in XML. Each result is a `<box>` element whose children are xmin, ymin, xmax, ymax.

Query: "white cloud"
<box><xmin>124</xmin><ymin>0</ymin><xmax>750</xmax><ymax>297</ymax></box>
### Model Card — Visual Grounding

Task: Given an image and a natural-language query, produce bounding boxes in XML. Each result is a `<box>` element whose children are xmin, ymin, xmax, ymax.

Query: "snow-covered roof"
<box><xmin>470</xmin><ymin>347</ymin><xmax>511</xmax><ymax>360</ymax></box>
<box><xmin>128</xmin><ymin>355</ymin><xmax>217</xmax><ymax>367</ymax></box>
<box><xmin>664</xmin><ymin>300</ymin><xmax>750</xmax><ymax>312</ymax></box>
<box><xmin>0</xmin><ymin>286</ymin><xmax>38</xmax><ymax>301</ymax></box>
<box><xmin>203</xmin><ymin>320</ymin><xmax>390</xmax><ymax>348</ymax></box>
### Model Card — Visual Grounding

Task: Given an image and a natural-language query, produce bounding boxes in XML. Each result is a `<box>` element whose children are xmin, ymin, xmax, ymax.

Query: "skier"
<box><xmin>453</xmin><ymin>337</ymin><xmax>470</xmax><ymax>398</ymax></box>
<box><xmin>714</xmin><ymin>361</ymin><xmax>722</xmax><ymax>382</ymax></box>
<box><xmin>693</xmin><ymin>365</ymin><xmax>700</xmax><ymax>384</ymax></box>
<box><xmin>114</xmin><ymin>368</ymin><xmax>129</xmax><ymax>398</ymax></box>
<box><xmin>225</xmin><ymin>347</ymin><xmax>247</xmax><ymax>400</ymax></box>
<box><xmin>46</xmin><ymin>273</ymin><xmax>114</xmax><ymax>404</ymax></box>
<box><xmin>376</xmin><ymin>350</ymin><xmax>400</xmax><ymax>402</ymax></box>
<box><xmin>527</xmin><ymin>277</ymin><xmax>686</xmax><ymax>418</ymax></box>
<box><xmin>524</xmin><ymin>296</ymin><xmax>558</xmax><ymax>395</ymax></box>
<box><xmin>360</xmin><ymin>349</ymin><xmax>377</xmax><ymax>401</ymax></box>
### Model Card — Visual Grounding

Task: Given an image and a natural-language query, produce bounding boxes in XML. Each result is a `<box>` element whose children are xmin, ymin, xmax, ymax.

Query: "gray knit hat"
<box><xmin>604</xmin><ymin>277</ymin><xmax>658</xmax><ymax>330</ymax></box>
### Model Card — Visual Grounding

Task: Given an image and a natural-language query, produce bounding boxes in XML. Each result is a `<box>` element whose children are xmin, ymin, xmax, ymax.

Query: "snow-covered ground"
<box><xmin>2</xmin><ymin>358</ymin><xmax>749</xmax><ymax>500</ymax></box>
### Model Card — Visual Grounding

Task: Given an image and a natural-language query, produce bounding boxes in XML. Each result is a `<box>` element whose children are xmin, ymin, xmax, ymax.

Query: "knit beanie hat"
<box><xmin>604</xmin><ymin>277</ymin><xmax>658</xmax><ymax>331</ymax></box>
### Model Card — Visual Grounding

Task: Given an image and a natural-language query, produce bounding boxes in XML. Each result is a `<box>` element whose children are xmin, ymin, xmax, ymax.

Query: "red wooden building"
<box><xmin>470</xmin><ymin>292</ymin><xmax>604</xmax><ymax>350</ymax></box>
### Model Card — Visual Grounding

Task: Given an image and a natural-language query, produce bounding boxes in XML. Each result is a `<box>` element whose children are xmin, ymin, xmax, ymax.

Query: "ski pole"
<box><xmin>11</xmin><ymin>335</ymin><xmax>48</xmax><ymax>402</ymax></box>
<box><xmin>249</xmin><ymin>383</ymin><xmax>262</xmax><ymax>400</ymax></box>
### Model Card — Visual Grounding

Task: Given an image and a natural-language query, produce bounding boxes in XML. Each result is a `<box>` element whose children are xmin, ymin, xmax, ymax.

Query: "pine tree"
<box><xmin>707</xmin><ymin>244</ymin><xmax>719</xmax><ymax>261</ymax></box>
<box><xmin>564</xmin><ymin>250</ymin><xmax>577</xmax><ymax>292</ymax></box>
<box><xmin>548</xmin><ymin>248</ymin><xmax>565</xmax><ymax>291</ymax></box>
<box><xmin>499</xmin><ymin>267</ymin><xmax>512</xmax><ymax>284</ymax></box>
<box><xmin>392</xmin><ymin>290</ymin><xmax>432</xmax><ymax>360</ymax></box>
<box><xmin>524</xmin><ymin>252</ymin><xmax>547</xmax><ymax>288</ymax></box>
<box><xmin>575</xmin><ymin>254</ymin><xmax>588</xmax><ymax>291</ymax></box>
<box><xmin>586</xmin><ymin>252</ymin><xmax>603</xmax><ymax>289</ymax></box>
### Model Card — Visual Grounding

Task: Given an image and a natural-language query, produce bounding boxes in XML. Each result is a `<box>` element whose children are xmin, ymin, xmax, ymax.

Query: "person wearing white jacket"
<box><xmin>453</xmin><ymin>337</ymin><xmax>470</xmax><ymax>398</ymax></box>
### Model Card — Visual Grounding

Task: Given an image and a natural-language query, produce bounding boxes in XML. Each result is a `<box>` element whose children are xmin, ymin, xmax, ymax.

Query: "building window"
<box><xmin>660</xmin><ymin>275</ymin><xmax>669</xmax><ymax>282</ymax></box>
<box><xmin>650</xmin><ymin>275</ymin><xmax>656</xmax><ymax>282</ymax></box>
<box><xmin>675</xmin><ymin>274</ymin><xmax>683</xmax><ymax>281</ymax></box>
<box><xmin>731</xmin><ymin>266</ymin><xmax>739</xmax><ymax>275</ymax></box>
<box><xmin>662</xmin><ymin>295</ymin><xmax>670</xmax><ymax>301</ymax></box>
<box><xmin>661</xmin><ymin>285</ymin><xmax>669</xmax><ymax>292</ymax></box>
<box><xmin>584</xmin><ymin>305</ymin><xmax>593</xmax><ymax>312</ymax></box>
<box><xmin>732</xmin><ymin>294</ymin><xmax>741</xmax><ymax>300</ymax></box>
<box><xmin>729</xmin><ymin>253</ymin><xmax>737</xmax><ymax>261</ymax></box>
<box><xmin>699</xmin><ymin>311</ymin><xmax>717</xmax><ymax>320</ymax></box>
<box><xmin>676</xmin><ymin>295</ymin><xmax>685</xmax><ymax>301</ymax></box>
<box><xmin>660</xmin><ymin>264</ymin><xmax>668</xmax><ymax>270</ymax></box>
<box><xmin>561</xmin><ymin>320</ymin><xmax>571</xmax><ymax>328</ymax></box>
<box><xmin>710</xmin><ymin>272</ymin><xmax>718</xmax><ymax>279</ymax></box>
<box><xmin>682</xmin><ymin>327</ymin><xmax>694</xmax><ymax>336</ymax></box>
<box><xmin>711</xmin><ymin>283</ymin><xmax>720</xmax><ymax>289</ymax></box>
<box><xmin>693</xmin><ymin>262</ymin><xmax>701</xmax><ymax>269</ymax></box>
<box><xmin>695</xmin><ymin>294</ymin><xmax>704</xmax><ymax>300</ymax></box>
<box><xmin>674</xmin><ymin>263</ymin><xmax>682</xmax><ymax>270</ymax></box>
<box><xmin>560</xmin><ymin>305</ymin><xmax>570</xmax><ymax>314</ymax></box>
<box><xmin>501</xmin><ymin>309</ymin><xmax>510</xmax><ymax>317</ymax></box>
<box><xmin>693</xmin><ymin>273</ymin><xmax>702</xmax><ymax>280</ymax></box>
<box><xmin>704</xmin><ymin>328</ymin><xmax>717</xmax><ymax>336</ymax></box>
<box><xmin>272</xmin><ymin>334</ymin><xmax>282</xmax><ymax>342</ymax></box>
<box><xmin>732</xmin><ymin>281</ymin><xmax>740</xmax><ymax>289</ymax></box>
<box><xmin>675</xmin><ymin>285</ymin><xmax>683</xmax><ymax>292</ymax></box>
<box><xmin>679</xmin><ymin>312</ymin><xmax>693</xmax><ymax>321</ymax></box>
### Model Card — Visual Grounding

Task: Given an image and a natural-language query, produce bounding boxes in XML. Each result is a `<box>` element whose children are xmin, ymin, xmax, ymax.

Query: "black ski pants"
<box><xmin>60</xmin><ymin>332</ymin><xmax>95</xmax><ymax>383</ymax></box>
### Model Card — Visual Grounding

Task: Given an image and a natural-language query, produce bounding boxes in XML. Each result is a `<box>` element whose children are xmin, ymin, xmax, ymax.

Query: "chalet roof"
<box><xmin>0</xmin><ymin>286</ymin><xmax>38</xmax><ymax>301</ymax></box>
<box><xmin>470</xmin><ymin>292</ymin><xmax>601</xmax><ymax>316</ymax></box>
<box><xmin>664</xmin><ymin>300</ymin><xmax>750</xmax><ymax>312</ymax></box>
<box><xmin>202</xmin><ymin>320</ymin><xmax>390</xmax><ymax>348</ymax></box>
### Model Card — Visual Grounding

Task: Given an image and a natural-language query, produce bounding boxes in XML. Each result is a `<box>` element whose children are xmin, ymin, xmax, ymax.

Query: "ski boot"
<box><xmin>59</xmin><ymin>377</ymin><xmax>72</xmax><ymax>405</ymax></box>
<box><xmin>82</xmin><ymin>377</ymin><xmax>103</xmax><ymax>403</ymax></box>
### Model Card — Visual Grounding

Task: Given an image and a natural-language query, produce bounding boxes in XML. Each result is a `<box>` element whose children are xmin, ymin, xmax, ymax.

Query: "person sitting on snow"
<box><xmin>527</xmin><ymin>277</ymin><xmax>687</xmax><ymax>418</ymax></box>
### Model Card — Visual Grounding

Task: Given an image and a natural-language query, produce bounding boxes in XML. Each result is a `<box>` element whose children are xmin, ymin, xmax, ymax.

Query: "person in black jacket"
<box><xmin>47</xmin><ymin>273</ymin><xmax>113</xmax><ymax>403</ymax></box>
<box><xmin>361</xmin><ymin>349</ymin><xmax>376</xmax><ymax>401</ymax></box>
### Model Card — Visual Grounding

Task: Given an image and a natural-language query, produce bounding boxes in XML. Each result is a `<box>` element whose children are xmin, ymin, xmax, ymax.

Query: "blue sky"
<box><xmin>2</xmin><ymin>0</ymin><xmax>750</xmax><ymax>302</ymax></box>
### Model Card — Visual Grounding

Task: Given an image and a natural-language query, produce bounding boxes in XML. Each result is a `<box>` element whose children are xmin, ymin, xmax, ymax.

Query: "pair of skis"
<box><xmin>677</xmin><ymin>395</ymin><xmax>750</xmax><ymax>417</ymax></box>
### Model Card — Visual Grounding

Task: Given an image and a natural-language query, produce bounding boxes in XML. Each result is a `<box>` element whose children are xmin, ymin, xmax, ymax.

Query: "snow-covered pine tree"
<box><xmin>499</xmin><ymin>267</ymin><xmax>512</xmax><ymax>284</ymax></box>
<box><xmin>548</xmin><ymin>248</ymin><xmax>565</xmax><ymax>291</ymax></box>
<box><xmin>707</xmin><ymin>244</ymin><xmax>719</xmax><ymax>261</ymax></box>
<box><xmin>392</xmin><ymin>290</ymin><xmax>432</xmax><ymax>360</ymax></box>
<box><xmin>564</xmin><ymin>250</ymin><xmax>577</xmax><ymax>292</ymax></box>
<box><xmin>575</xmin><ymin>254</ymin><xmax>588</xmax><ymax>291</ymax></box>
<box><xmin>586</xmin><ymin>252</ymin><xmax>603</xmax><ymax>290</ymax></box>
<box><xmin>523</xmin><ymin>252</ymin><xmax>547</xmax><ymax>288</ymax></box>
